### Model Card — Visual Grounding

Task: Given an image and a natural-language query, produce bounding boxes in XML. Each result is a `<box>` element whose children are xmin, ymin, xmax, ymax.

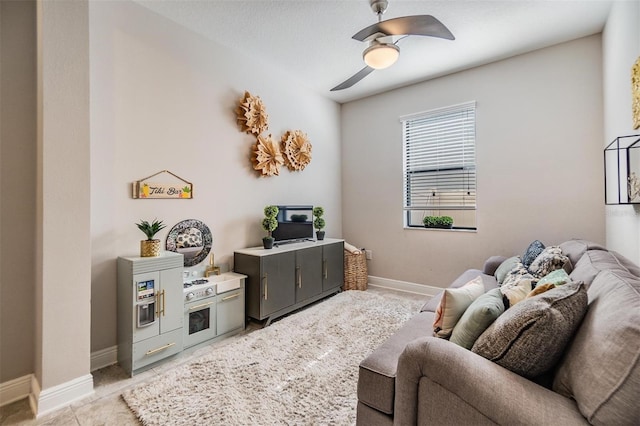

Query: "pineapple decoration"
<box><xmin>281</xmin><ymin>130</ymin><xmax>312</xmax><ymax>172</ymax></box>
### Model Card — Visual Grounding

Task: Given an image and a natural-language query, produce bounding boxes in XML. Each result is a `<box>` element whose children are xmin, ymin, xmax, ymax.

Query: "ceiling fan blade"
<box><xmin>330</xmin><ymin>66</ymin><xmax>375</xmax><ymax>91</ymax></box>
<box><xmin>352</xmin><ymin>15</ymin><xmax>454</xmax><ymax>41</ymax></box>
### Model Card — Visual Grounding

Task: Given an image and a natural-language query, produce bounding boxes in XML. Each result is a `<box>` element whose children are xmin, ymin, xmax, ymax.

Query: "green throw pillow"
<box><xmin>495</xmin><ymin>256</ymin><xmax>520</xmax><ymax>285</ymax></box>
<box><xmin>537</xmin><ymin>269</ymin><xmax>571</xmax><ymax>287</ymax></box>
<box><xmin>450</xmin><ymin>288</ymin><xmax>505</xmax><ymax>349</ymax></box>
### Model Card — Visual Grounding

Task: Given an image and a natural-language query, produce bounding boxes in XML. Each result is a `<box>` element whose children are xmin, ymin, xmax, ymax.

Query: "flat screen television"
<box><xmin>271</xmin><ymin>205</ymin><xmax>314</xmax><ymax>243</ymax></box>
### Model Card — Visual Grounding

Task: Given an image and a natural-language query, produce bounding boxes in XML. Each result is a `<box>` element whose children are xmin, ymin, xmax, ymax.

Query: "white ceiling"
<box><xmin>134</xmin><ymin>0</ymin><xmax>613</xmax><ymax>104</ymax></box>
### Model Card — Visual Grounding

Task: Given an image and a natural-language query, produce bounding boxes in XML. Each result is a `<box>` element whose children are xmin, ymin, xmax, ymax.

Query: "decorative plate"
<box><xmin>165</xmin><ymin>219</ymin><xmax>212</xmax><ymax>267</ymax></box>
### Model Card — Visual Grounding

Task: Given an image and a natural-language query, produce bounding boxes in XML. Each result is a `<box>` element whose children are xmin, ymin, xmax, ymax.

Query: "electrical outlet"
<box><xmin>365</xmin><ymin>250</ymin><xmax>373</xmax><ymax>260</ymax></box>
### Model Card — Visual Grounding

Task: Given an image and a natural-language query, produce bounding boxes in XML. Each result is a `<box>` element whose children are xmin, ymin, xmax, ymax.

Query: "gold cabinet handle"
<box><xmin>161</xmin><ymin>289</ymin><xmax>166</xmax><ymax>316</ymax></box>
<box><xmin>221</xmin><ymin>293</ymin><xmax>240</xmax><ymax>301</ymax></box>
<box><xmin>189</xmin><ymin>301</ymin><xmax>214</xmax><ymax>311</ymax></box>
<box><xmin>263</xmin><ymin>273</ymin><xmax>268</xmax><ymax>300</ymax></box>
<box><xmin>145</xmin><ymin>342</ymin><xmax>175</xmax><ymax>356</ymax></box>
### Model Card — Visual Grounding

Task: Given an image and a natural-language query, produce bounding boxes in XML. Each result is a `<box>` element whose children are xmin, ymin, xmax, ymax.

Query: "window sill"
<box><xmin>404</xmin><ymin>226</ymin><xmax>477</xmax><ymax>233</ymax></box>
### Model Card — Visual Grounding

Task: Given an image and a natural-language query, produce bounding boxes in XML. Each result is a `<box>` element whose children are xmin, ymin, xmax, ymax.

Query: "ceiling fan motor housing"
<box><xmin>370</xmin><ymin>0</ymin><xmax>388</xmax><ymax>16</ymax></box>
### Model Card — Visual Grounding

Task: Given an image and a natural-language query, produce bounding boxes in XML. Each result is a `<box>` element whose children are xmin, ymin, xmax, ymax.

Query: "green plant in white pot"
<box><xmin>135</xmin><ymin>218</ymin><xmax>166</xmax><ymax>257</ymax></box>
<box><xmin>313</xmin><ymin>206</ymin><xmax>326</xmax><ymax>240</ymax></box>
<box><xmin>262</xmin><ymin>205</ymin><xmax>279</xmax><ymax>249</ymax></box>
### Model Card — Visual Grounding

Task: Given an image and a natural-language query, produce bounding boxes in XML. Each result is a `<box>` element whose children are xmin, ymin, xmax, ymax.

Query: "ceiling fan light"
<box><xmin>363</xmin><ymin>43</ymin><xmax>399</xmax><ymax>69</ymax></box>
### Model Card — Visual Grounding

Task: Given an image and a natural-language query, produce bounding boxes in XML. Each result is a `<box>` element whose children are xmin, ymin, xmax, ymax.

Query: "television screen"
<box><xmin>272</xmin><ymin>205</ymin><xmax>314</xmax><ymax>242</ymax></box>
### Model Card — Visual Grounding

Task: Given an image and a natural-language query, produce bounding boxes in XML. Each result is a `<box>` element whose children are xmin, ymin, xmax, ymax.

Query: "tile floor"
<box><xmin>0</xmin><ymin>287</ymin><xmax>427</xmax><ymax>425</ymax></box>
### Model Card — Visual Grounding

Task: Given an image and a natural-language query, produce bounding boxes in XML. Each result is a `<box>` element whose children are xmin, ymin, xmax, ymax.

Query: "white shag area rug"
<box><xmin>122</xmin><ymin>290</ymin><xmax>422</xmax><ymax>425</ymax></box>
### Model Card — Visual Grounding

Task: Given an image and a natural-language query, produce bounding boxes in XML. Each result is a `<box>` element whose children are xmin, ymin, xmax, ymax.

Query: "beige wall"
<box><xmin>603</xmin><ymin>0</ymin><xmax>640</xmax><ymax>264</ymax></box>
<box><xmin>341</xmin><ymin>35</ymin><xmax>605</xmax><ymax>288</ymax></box>
<box><xmin>0</xmin><ymin>0</ymin><xmax>37</xmax><ymax>383</ymax></box>
<box><xmin>89</xmin><ymin>1</ymin><xmax>342</xmax><ymax>352</ymax></box>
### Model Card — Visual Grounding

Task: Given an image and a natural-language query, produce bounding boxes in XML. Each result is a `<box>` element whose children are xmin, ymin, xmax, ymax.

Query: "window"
<box><xmin>402</xmin><ymin>101</ymin><xmax>477</xmax><ymax>230</ymax></box>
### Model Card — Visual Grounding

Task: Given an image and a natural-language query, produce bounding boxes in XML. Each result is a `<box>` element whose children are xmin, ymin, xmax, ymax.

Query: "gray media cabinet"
<box><xmin>234</xmin><ymin>238</ymin><xmax>344</xmax><ymax>326</ymax></box>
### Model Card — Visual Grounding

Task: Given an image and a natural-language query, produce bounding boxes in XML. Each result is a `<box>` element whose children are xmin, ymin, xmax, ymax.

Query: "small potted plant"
<box><xmin>136</xmin><ymin>218</ymin><xmax>166</xmax><ymax>257</ymax></box>
<box><xmin>313</xmin><ymin>206</ymin><xmax>326</xmax><ymax>240</ymax></box>
<box><xmin>423</xmin><ymin>215</ymin><xmax>454</xmax><ymax>229</ymax></box>
<box><xmin>262</xmin><ymin>205</ymin><xmax>279</xmax><ymax>249</ymax></box>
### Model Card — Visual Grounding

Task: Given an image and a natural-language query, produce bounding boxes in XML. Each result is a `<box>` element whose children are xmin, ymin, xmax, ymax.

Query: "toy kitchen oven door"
<box><xmin>183</xmin><ymin>279</ymin><xmax>217</xmax><ymax>348</ymax></box>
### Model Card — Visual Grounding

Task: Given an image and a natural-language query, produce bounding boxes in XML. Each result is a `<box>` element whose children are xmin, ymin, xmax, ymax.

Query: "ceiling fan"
<box><xmin>330</xmin><ymin>0</ymin><xmax>455</xmax><ymax>91</ymax></box>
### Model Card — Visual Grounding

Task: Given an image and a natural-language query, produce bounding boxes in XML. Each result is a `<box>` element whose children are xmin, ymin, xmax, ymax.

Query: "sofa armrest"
<box><xmin>394</xmin><ymin>337</ymin><xmax>588</xmax><ymax>426</ymax></box>
<box><xmin>483</xmin><ymin>255</ymin><xmax>507</xmax><ymax>276</ymax></box>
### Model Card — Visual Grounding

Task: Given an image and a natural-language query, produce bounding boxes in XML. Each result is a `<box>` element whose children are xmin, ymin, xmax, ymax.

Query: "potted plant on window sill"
<box><xmin>262</xmin><ymin>205</ymin><xmax>279</xmax><ymax>249</ymax></box>
<box><xmin>423</xmin><ymin>215</ymin><xmax>454</xmax><ymax>229</ymax></box>
<box><xmin>313</xmin><ymin>206</ymin><xmax>326</xmax><ymax>240</ymax></box>
<box><xmin>136</xmin><ymin>218</ymin><xmax>166</xmax><ymax>257</ymax></box>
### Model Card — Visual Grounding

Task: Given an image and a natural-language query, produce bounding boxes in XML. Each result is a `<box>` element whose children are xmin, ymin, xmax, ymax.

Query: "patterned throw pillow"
<box><xmin>472</xmin><ymin>281</ymin><xmax>588</xmax><ymax>378</ymax></box>
<box><xmin>522</xmin><ymin>240</ymin><xmax>545</xmax><ymax>269</ymax></box>
<box><xmin>495</xmin><ymin>256</ymin><xmax>520</xmax><ymax>285</ymax></box>
<box><xmin>537</xmin><ymin>269</ymin><xmax>571</xmax><ymax>287</ymax></box>
<box><xmin>501</xmin><ymin>278</ymin><xmax>534</xmax><ymax>307</ymax></box>
<box><xmin>450</xmin><ymin>288</ymin><xmax>505</xmax><ymax>349</ymax></box>
<box><xmin>501</xmin><ymin>262</ymin><xmax>531</xmax><ymax>289</ymax></box>
<box><xmin>528</xmin><ymin>246</ymin><xmax>570</xmax><ymax>278</ymax></box>
<box><xmin>433</xmin><ymin>276</ymin><xmax>485</xmax><ymax>339</ymax></box>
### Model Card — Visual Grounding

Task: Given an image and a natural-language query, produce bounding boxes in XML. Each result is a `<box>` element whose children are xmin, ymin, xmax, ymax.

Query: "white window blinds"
<box><xmin>402</xmin><ymin>101</ymin><xmax>477</xmax><ymax>226</ymax></box>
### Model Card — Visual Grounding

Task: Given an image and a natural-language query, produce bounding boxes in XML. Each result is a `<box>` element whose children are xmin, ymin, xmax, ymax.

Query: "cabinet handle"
<box><xmin>145</xmin><ymin>342</ymin><xmax>175</xmax><ymax>356</ymax></box>
<box><xmin>323</xmin><ymin>260</ymin><xmax>328</xmax><ymax>280</ymax></box>
<box><xmin>263</xmin><ymin>273</ymin><xmax>268</xmax><ymax>300</ymax></box>
<box><xmin>161</xmin><ymin>289</ymin><xmax>166</xmax><ymax>316</ymax></box>
<box><xmin>296</xmin><ymin>266</ymin><xmax>301</xmax><ymax>288</ymax></box>
<box><xmin>221</xmin><ymin>293</ymin><xmax>240</xmax><ymax>301</ymax></box>
<box><xmin>189</xmin><ymin>301</ymin><xmax>214</xmax><ymax>311</ymax></box>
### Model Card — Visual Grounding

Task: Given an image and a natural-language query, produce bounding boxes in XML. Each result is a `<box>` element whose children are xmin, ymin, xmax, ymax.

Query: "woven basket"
<box><xmin>343</xmin><ymin>250</ymin><xmax>368</xmax><ymax>291</ymax></box>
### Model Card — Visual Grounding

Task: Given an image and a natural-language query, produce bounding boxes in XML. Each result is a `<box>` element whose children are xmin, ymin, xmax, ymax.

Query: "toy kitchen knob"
<box><xmin>205</xmin><ymin>287</ymin><xmax>214</xmax><ymax>295</ymax></box>
<box><xmin>186</xmin><ymin>292</ymin><xmax>195</xmax><ymax>301</ymax></box>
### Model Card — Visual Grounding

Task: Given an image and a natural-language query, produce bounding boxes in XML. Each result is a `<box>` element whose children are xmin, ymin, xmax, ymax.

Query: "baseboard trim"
<box><xmin>0</xmin><ymin>374</ymin><xmax>33</xmax><ymax>407</ymax></box>
<box><xmin>368</xmin><ymin>275</ymin><xmax>441</xmax><ymax>297</ymax></box>
<box><xmin>91</xmin><ymin>345</ymin><xmax>118</xmax><ymax>372</ymax></box>
<box><xmin>35</xmin><ymin>374</ymin><xmax>94</xmax><ymax>418</ymax></box>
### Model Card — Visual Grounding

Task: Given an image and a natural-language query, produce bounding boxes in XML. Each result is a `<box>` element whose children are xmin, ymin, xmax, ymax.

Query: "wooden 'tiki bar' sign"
<box><xmin>132</xmin><ymin>170</ymin><xmax>193</xmax><ymax>199</ymax></box>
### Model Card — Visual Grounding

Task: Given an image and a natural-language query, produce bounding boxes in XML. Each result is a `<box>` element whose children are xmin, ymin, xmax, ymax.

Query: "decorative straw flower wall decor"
<box><xmin>236</xmin><ymin>91</ymin><xmax>269</xmax><ymax>135</ymax></box>
<box><xmin>282</xmin><ymin>130</ymin><xmax>313</xmax><ymax>171</ymax></box>
<box><xmin>251</xmin><ymin>134</ymin><xmax>284</xmax><ymax>177</ymax></box>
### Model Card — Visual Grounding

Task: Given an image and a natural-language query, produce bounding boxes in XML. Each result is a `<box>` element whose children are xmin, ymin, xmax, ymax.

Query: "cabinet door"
<box><xmin>295</xmin><ymin>247</ymin><xmax>323</xmax><ymax>303</ymax></box>
<box><xmin>217</xmin><ymin>289</ymin><xmax>244</xmax><ymax>335</ymax></box>
<box><xmin>159</xmin><ymin>267</ymin><xmax>183</xmax><ymax>334</ymax></box>
<box><xmin>261</xmin><ymin>251</ymin><xmax>296</xmax><ymax>317</ymax></box>
<box><xmin>323</xmin><ymin>242</ymin><xmax>344</xmax><ymax>291</ymax></box>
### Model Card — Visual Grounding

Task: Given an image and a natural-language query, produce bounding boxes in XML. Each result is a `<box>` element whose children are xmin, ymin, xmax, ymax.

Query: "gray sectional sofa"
<box><xmin>356</xmin><ymin>240</ymin><xmax>640</xmax><ymax>425</ymax></box>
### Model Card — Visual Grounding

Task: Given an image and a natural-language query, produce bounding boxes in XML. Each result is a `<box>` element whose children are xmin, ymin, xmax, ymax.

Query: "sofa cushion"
<box><xmin>553</xmin><ymin>270</ymin><xmax>640</xmax><ymax>426</ymax></box>
<box><xmin>611</xmin><ymin>250</ymin><xmax>640</xmax><ymax>277</ymax></box>
<box><xmin>527</xmin><ymin>246</ymin><xmax>569</xmax><ymax>278</ymax></box>
<box><xmin>358</xmin><ymin>311</ymin><xmax>434</xmax><ymax>415</ymax></box>
<box><xmin>433</xmin><ymin>277</ymin><xmax>485</xmax><ymax>338</ymax></box>
<box><xmin>450</xmin><ymin>288</ymin><xmax>505</xmax><ymax>349</ymax></box>
<box><xmin>420</xmin><ymin>271</ymin><xmax>498</xmax><ymax>313</ymax></box>
<box><xmin>559</xmin><ymin>239</ymin><xmax>607</xmax><ymax>270</ymax></box>
<box><xmin>569</xmin><ymin>249</ymin><xmax>630</xmax><ymax>286</ymax></box>
<box><xmin>494</xmin><ymin>256</ymin><xmax>520</xmax><ymax>285</ymax></box>
<box><xmin>471</xmin><ymin>281</ymin><xmax>587</xmax><ymax>378</ymax></box>
<box><xmin>522</xmin><ymin>240</ymin><xmax>545</xmax><ymax>269</ymax></box>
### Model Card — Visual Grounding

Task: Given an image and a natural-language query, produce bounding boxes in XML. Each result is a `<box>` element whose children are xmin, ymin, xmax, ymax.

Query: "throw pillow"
<box><xmin>526</xmin><ymin>283</ymin><xmax>555</xmax><ymax>298</ymax></box>
<box><xmin>501</xmin><ymin>261</ymin><xmax>531</xmax><ymax>289</ymax></box>
<box><xmin>527</xmin><ymin>246</ymin><xmax>570</xmax><ymax>278</ymax></box>
<box><xmin>450</xmin><ymin>288</ymin><xmax>505</xmax><ymax>349</ymax></box>
<box><xmin>494</xmin><ymin>256</ymin><xmax>520</xmax><ymax>285</ymax></box>
<box><xmin>522</xmin><ymin>240</ymin><xmax>545</xmax><ymax>269</ymax></box>
<box><xmin>433</xmin><ymin>276</ymin><xmax>485</xmax><ymax>339</ymax></box>
<box><xmin>471</xmin><ymin>281</ymin><xmax>587</xmax><ymax>378</ymax></box>
<box><xmin>501</xmin><ymin>278</ymin><xmax>533</xmax><ymax>307</ymax></box>
<box><xmin>537</xmin><ymin>269</ymin><xmax>571</xmax><ymax>287</ymax></box>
